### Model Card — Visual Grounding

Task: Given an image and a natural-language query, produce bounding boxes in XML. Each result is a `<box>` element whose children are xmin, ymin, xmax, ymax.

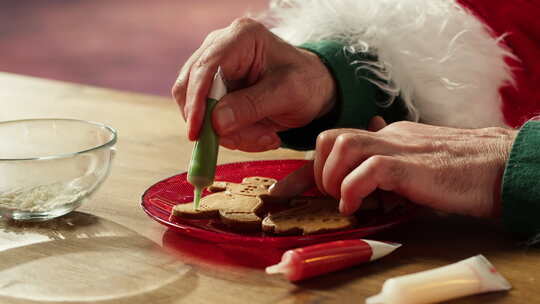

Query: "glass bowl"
<box><xmin>0</xmin><ymin>118</ymin><xmax>117</xmax><ymax>221</ymax></box>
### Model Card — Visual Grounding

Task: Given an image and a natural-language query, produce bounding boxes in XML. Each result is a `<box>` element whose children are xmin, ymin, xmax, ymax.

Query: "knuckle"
<box><xmin>395</xmin><ymin>120</ymin><xmax>413</xmax><ymax>127</ymax></box>
<box><xmin>172</xmin><ymin>80</ymin><xmax>187</xmax><ymax>101</ymax></box>
<box><xmin>194</xmin><ymin>45</ymin><xmax>222</xmax><ymax>70</ymax></box>
<box><xmin>194</xmin><ymin>52</ymin><xmax>212</xmax><ymax>69</ymax></box>
<box><xmin>205</xmin><ymin>29</ymin><xmax>221</xmax><ymax>41</ymax></box>
<box><xmin>387</xmin><ymin>120</ymin><xmax>412</xmax><ymax>131</ymax></box>
<box><xmin>335</xmin><ymin>132</ymin><xmax>374</xmax><ymax>152</ymax></box>
<box><xmin>231</xmin><ymin>17</ymin><xmax>262</xmax><ymax>31</ymax></box>
<box><xmin>229</xmin><ymin>17</ymin><xmax>267</xmax><ymax>41</ymax></box>
<box><xmin>367</xmin><ymin>155</ymin><xmax>388</xmax><ymax>170</ymax></box>
<box><xmin>316</xmin><ymin>130</ymin><xmax>334</xmax><ymax>147</ymax></box>
<box><xmin>171</xmin><ymin>84</ymin><xmax>182</xmax><ymax>100</ymax></box>
<box><xmin>201</xmin><ymin>30</ymin><xmax>224</xmax><ymax>51</ymax></box>
<box><xmin>335</xmin><ymin>134</ymin><xmax>356</xmax><ymax>150</ymax></box>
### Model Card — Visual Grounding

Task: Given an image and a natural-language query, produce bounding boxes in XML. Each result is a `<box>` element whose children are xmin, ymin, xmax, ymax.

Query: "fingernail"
<box><xmin>268</xmin><ymin>183</ymin><xmax>278</xmax><ymax>195</ymax></box>
<box><xmin>339</xmin><ymin>198</ymin><xmax>360</xmax><ymax>215</ymax></box>
<box><xmin>215</xmin><ymin>104</ymin><xmax>235</xmax><ymax>134</ymax></box>
<box><xmin>338</xmin><ymin>199</ymin><xmax>348</xmax><ymax>214</ymax></box>
<box><xmin>220</xmin><ymin>138</ymin><xmax>237</xmax><ymax>149</ymax></box>
<box><xmin>268</xmin><ymin>181</ymin><xmax>290</xmax><ymax>199</ymax></box>
<box><xmin>257</xmin><ymin>135</ymin><xmax>274</xmax><ymax>147</ymax></box>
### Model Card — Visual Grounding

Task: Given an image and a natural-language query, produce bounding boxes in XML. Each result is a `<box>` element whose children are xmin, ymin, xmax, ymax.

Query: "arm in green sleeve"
<box><xmin>278</xmin><ymin>41</ymin><xmax>407</xmax><ymax>150</ymax></box>
<box><xmin>501</xmin><ymin>120</ymin><xmax>540</xmax><ymax>239</ymax></box>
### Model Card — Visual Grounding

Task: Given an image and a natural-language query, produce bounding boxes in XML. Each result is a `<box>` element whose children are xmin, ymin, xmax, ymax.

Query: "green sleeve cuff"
<box><xmin>501</xmin><ymin>120</ymin><xmax>540</xmax><ymax>238</ymax></box>
<box><xmin>278</xmin><ymin>41</ymin><xmax>406</xmax><ymax>150</ymax></box>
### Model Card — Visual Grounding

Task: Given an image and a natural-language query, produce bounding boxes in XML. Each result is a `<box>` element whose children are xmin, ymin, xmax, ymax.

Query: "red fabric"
<box><xmin>458</xmin><ymin>0</ymin><xmax>540</xmax><ymax>128</ymax></box>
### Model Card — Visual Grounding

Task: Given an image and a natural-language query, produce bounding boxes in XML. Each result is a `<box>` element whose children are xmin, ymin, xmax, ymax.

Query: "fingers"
<box><xmin>313</xmin><ymin>130</ymin><xmax>342</xmax><ymax>195</ymax></box>
<box><xmin>313</xmin><ymin>127</ymin><xmax>409</xmax><ymax>215</ymax></box>
<box><xmin>268</xmin><ymin>161</ymin><xmax>315</xmax><ymax>198</ymax></box>
<box><xmin>340</xmin><ymin>155</ymin><xmax>408</xmax><ymax>215</ymax></box>
<box><xmin>185</xmin><ymin>47</ymin><xmax>222</xmax><ymax>140</ymax></box>
<box><xmin>313</xmin><ymin>129</ymin><xmax>366</xmax><ymax>196</ymax></box>
<box><xmin>180</xmin><ymin>18</ymin><xmax>267</xmax><ymax>140</ymax></box>
<box><xmin>322</xmin><ymin>133</ymin><xmax>382</xmax><ymax>199</ymax></box>
<box><xmin>172</xmin><ymin>31</ymin><xmax>221</xmax><ymax>121</ymax></box>
<box><xmin>172</xmin><ymin>48</ymin><xmax>206</xmax><ymax>121</ymax></box>
<box><xmin>219</xmin><ymin>122</ymin><xmax>281</xmax><ymax>152</ymax></box>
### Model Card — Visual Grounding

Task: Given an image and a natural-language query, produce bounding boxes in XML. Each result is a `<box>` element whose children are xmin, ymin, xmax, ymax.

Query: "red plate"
<box><xmin>142</xmin><ymin>160</ymin><xmax>414</xmax><ymax>249</ymax></box>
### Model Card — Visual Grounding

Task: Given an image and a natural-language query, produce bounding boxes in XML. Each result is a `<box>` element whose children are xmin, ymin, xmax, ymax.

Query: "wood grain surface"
<box><xmin>0</xmin><ymin>72</ymin><xmax>539</xmax><ymax>304</ymax></box>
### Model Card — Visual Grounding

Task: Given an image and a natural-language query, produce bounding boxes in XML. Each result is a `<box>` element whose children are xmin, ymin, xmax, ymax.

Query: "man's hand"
<box><xmin>172</xmin><ymin>18</ymin><xmax>336</xmax><ymax>152</ymax></box>
<box><xmin>271</xmin><ymin>119</ymin><xmax>517</xmax><ymax>218</ymax></box>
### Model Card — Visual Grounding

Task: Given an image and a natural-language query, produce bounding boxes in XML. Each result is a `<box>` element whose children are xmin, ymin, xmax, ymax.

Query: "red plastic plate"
<box><xmin>142</xmin><ymin>160</ymin><xmax>414</xmax><ymax>249</ymax></box>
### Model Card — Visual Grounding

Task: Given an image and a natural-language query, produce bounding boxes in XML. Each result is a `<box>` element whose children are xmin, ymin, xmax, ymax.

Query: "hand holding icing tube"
<box><xmin>266</xmin><ymin>239</ymin><xmax>401</xmax><ymax>282</ymax></box>
<box><xmin>187</xmin><ymin>68</ymin><xmax>227</xmax><ymax>209</ymax></box>
<box><xmin>366</xmin><ymin>255</ymin><xmax>511</xmax><ymax>304</ymax></box>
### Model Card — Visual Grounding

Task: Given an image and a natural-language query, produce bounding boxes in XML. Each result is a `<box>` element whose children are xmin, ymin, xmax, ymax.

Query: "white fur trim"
<box><xmin>266</xmin><ymin>0</ymin><xmax>515</xmax><ymax>128</ymax></box>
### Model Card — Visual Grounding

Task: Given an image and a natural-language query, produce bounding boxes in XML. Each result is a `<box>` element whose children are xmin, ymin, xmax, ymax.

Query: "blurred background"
<box><xmin>0</xmin><ymin>0</ymin><xmax>266</xmax><ymax>96</ymax></box>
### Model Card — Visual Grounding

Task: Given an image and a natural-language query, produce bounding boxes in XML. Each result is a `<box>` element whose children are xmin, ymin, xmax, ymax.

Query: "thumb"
<box><xmin>269</xmin><ymin>161</ymin><xmax>316</xmax><ymax>198</ymax></box>
<box><xmin>211</xmin><ymin>74</ymin><xmax>289</xmax><ymax>136</ymax></box>
<box><xmin>219</xmin><ymin>122</ymin><xmax>281</xmax><ymax>152</ymax></box>
<box><xmin>368</xmin><ymin>116</ymin><xmax>388</xmax><ymax>132</ymax></box>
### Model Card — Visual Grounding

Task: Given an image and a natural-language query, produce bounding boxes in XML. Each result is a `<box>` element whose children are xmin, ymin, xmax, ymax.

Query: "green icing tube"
<box><xmin>188</xmin><ymin>68</ymin><xmax>227</xmax><ymax>209</ymax></box>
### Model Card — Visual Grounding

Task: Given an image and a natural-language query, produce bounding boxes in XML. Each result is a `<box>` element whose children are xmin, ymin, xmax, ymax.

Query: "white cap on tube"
<box><xmin>364</xmin><ymin>240</ymin><xmax>401</xmax><ymax>261</ymax></box>
<box><xmin>209</xmin><ymin>67</ymin><xmax>227</xmax><ymax>100</ymax></box>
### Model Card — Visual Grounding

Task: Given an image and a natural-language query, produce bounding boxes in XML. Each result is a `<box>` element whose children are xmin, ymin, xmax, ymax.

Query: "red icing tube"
<box><xmin>266</xmin><ymin>239</ymin><xmax>401</xmax><ymax>282</ymax></box>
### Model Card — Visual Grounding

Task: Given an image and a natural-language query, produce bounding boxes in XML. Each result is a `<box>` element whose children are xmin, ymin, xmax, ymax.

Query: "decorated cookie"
<box><xmin>171</xmin><ymin>178</ymin><xmax>279</xmax><ymax>231</ymax></box>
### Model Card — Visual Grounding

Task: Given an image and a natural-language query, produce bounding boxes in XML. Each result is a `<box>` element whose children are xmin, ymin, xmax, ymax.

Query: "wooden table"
<box><xmin>0</xmin><ymin>72</ymin><xmax>538</xmax><ymax>304</ymax></box>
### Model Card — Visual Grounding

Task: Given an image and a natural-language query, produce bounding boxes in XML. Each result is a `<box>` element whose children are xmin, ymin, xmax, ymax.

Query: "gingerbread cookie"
<box><xmin>171</xmin><ymin>177</ymin><xmax>279</xmax><ymax>232</ymax></box>
<box><xmin>262</xmin><ymin>197</ymin><xmax>357</xmax><ymax>235</ymax></box>
<box><xmin>206</xmin><ymin>177</ymin><xmax>277</xmax><ymax>195</ymax></box>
